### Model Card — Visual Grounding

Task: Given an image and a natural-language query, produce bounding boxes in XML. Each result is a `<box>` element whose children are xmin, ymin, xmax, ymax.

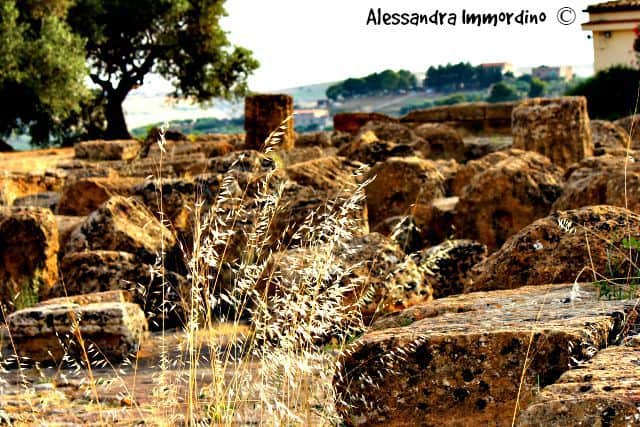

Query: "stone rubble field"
<box><xmin>0</xmin><ymin>96</ymin><xmax>639</xmax><ymax>425</ymax></box>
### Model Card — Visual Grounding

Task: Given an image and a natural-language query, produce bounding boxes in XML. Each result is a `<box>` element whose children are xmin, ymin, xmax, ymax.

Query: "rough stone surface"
<box><xmin>244</xmin><ymin>94</ymin><xmax>294</xmax><ymax>151</ymax></box>
<box><xmin>337</xmin><ymin>130</ymin><xmax>414</xmax><ymax>165</ymax></box>
<box><xmin>6</xmin><ymin>300</ymin><xmax>148</xmax><ymax>363</ymax></box>
<box><xmin>145</xmin><ymin>138</ymin><xmax>235</xmax><ymax>160</ymax></box>
<box><xmin>553</xmin><ymin>156</ymin><xmax>640</xmax><ymax>214</ymax></box>
<box><xmin>208</xmin><ymin>149</ymin><xmax>277</xmax><ymax>175</ymax></box>
<box><xmin>56</xmin><ymin>250</ymin><xmax>187</xmax><ymax>328</ymax></box>
<box><xmin>39</xmin><ymin>290</ymin><xmax>133</xmax><ymax>306</ymax></box>
<box><xmin>333</xmin><ymin>113</ymin><xmax>398</xmax><ymax>135</ymax></box>
<box><xmin>467</xmin><ymin>205</ymin><xmax>640</xmax><ymax>293</ymax></box>
<box><xmin>64</xmin><ymin>195</ymin><xmax>176</xmax><ymax>264</ymax></box>
<box><xmin>512</xmin><ymin>97</ymin><xmax>593</xmax><ymax>168</ymax></box>
<box><xmin>335</xmin><ymin>283</ymin><xmax>640</xmax><ymax>427</ymax></box>
<box><xmin>454</xmin><ymin>150</ymin><xmax>564</xmax><ymax>251</ymax></box>
<box><xmin>55</xmin><ymin>215</ymin><xmax>84</xmax><ymax>253</ymax></box>
<box><xmin>360</xmin><ymin>121</ymin><xmax>422</xmax><ymax>146</ymax></box>
<box><xmin>265</xmin><ymin>233</ymin><xmax>429</xmax><ymax>325</ymax></box>
<box><xmin>285</xmin><ymin>156</ymin><xmax>362</xmax><ymax>192</ymax></box>
<box><xmin>365</xmin><ymin>157</ymin><xmax>446</xmax><ymax>230</ymax></box>
<box><xmin>517</xmin><ymin>343</ymin><xmax>640</xmax><ymax>427</ymax></box>
<box><xmin>590</xmin><ymin>120</ymin><xmax>631</xmax><ymax>155</ymax></box>
<box><xmin>450</xmin><ymin>149</ymin><xmax>514</xmax><ymax>196</ymax></box>
<box><xmin>0</xmin><ymin>173</ymin><xmax>63</xmax><ymax>206</ymax></box>
<box><xmin>401</xmin><ymin>101</ymin><xmax>517</xmax><ymax>136</ymax></box>
<box><xmin>12</xmin><ymin>191</ymin><xmax>60</xmax><ymax>211</ymax></box>
<box><xmin>0</xmin><ymin>208</ymin><xmax>59</xmax><ymax>311</ymax></box>
<box><xmin>413</xmin><ymin>239</ymin><xmax>487</xmax><ymax>298</ymax></box>
<box><xmin>57</xmin><ymin>177</ymin><xmax>141</xmax><ymax>216</ymax></box>
<box><xmin>614</xmin><ymin>114</ymin><xmax>640</xmax><ymax>149</ymax></box>
<box><xmin>276</xmin><ymin>146</ymin><xmax>337</xmax><ymax>166</ymax></box>
<box><xmin>372</xmin><ymin>216</ymin><xmax>424</xmax><ymax>254</ymax></box>
<box><xmin>413</xmin><ymin>123</ymin><xmax>466</xmax><ymax>162</ymax></box>
<box><xmin>74</xmin><ymin>140</ymin><xmax>142</xmax><ymax>161</ymax></box>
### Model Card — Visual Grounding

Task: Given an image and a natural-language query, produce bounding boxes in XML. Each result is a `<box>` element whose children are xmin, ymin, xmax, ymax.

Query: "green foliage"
<box><xmin>131</xmin><ymin>116</ymin><xmax>244</xmax><ymax>138</ymax></box>
<box><xmin>0</xmin><ymin>0</ymin><xmax>89</xmax><ymax>147</ymax></box>
<box><xmin>528</xmin><ymin>78</ymin><xmax>546</xmax><ymax>98</ymax></box>
<box><xmin>486</xmin><ymin>82</ymin><xmax>521</xmax><ymax>103</ymax></box>
<box><xmin>67</xmin><ymin>0</ymin><xmax>259</xmax><ymax>138</ymax></box>
<box><xmin>398</xmin><ymin>92</ymin><xmax>485</xmax><ymax>115</ymax></box>
<box><xmin>326</xmin><ymin>69</ymin><xmax>418</xmax><ymax>100</ymax></box>
<box><xmin>566</xmin><ymin>66</ymin><xmax>640</xmax><ymax>120</ymax></box>
<box><xmin>425</xmin><ymin>62</ymin><xmax>502</xmax><ymax>92</ymax></box>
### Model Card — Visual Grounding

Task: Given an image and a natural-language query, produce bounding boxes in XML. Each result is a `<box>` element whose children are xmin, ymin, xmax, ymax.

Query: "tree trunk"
<box><xmin>104</xmin><ymin>93</ymin><xmax>131</xmax><ymax>140</ymax></box>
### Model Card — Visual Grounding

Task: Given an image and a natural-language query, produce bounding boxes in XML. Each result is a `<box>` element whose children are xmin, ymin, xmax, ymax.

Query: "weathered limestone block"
<box><xmin>57</xmin><ymin>177</ymin><xmax>142</xmax><ymax>216</ymax></box>
<box><xmin>517</xmin><ymin>343</ymin><xmax>640</xmax><ymax>427</ymax></box>
<box><xmin>56</xmin><ymin>250</ymin><xmax>188</xmax><ymax>328</ymax></box>
<box><xmin>244</xmin><ymin>94</ymin><xmax>294</xmax><ymax>151</ymax></box>
<box><xmin>335</xmin><ymin>283</ymin><xmax>640</xmax><ymax>427</ymax></box>
<box><xmin>552</xmin><ymin>156</ymin><xmax>640</xmax><ymax>214</ymax></box>
<box><xmin>467</xmin><ymin>205</ymin><xmax>640</xmax><ymax>293</ymax></box>
<box><xmin>614</xmin><ymin>114</ymin><xmax>640</xmax><ymax>149</ymax></box>
<box><xmin>0</xmin><ymin>173</ymin><xmax>63</xmax><ymax>206</ymax></box>
<box><xmin>39</xmin><ymin>290</ymin><xmax>132</xmax><ymax>306</ymax></box>
<box><xmin>365</xmin><ymin>157</ymin><xmax>446</xmax><ymax>230</ymax></box>
<box><xmin>74</xmin><ymin>140</ymin><xmax>142</xmax><ymax>161</ymax></box>
<box><xmin>333</xmin><ymin>113</ymin><xmax>398</xmax><ymax>135</ymax></box>
<box><xmin>12</xmin><ymin>191</ymin><xmax>60</xmax><ymax>211</ymax></box>
<box><xmin>512</xmin><ymin>97</ymin><xmax>593</xmax><ymax>168</ymax></box>
<box><xmin>454</xmin><ymin>150</ymin><xmax>564</xmax><ymax>251</ymax></box>
<box><xmin>275</xmin><ymin>146</ymin><xmax>338</xmax><ymax>166</ymax></box>
<box><xmin>413</xmin><ymin>239</ymin><xmax>487</xmax><ymax>298</ymax></box>
<box><xmin>590</xmin><ymin>120</ymin><xmax>630</xmax><ymax>155</ymax></box>
<box><xmin>450</xmin><ymin>149</ymin><xmax>515</xmax><ymax>196</ymax></box>
<box><xmin>64</xmin><ymin>195</ymin><xmax>176</xmax><ymax>263</ymax></box>
<box><xmin>0</xmin><ymin>208</ymin><xmax>59</xmax><ymax>311</ymax></box>
<box><xmin>413</xmin><ymin>123</ymin><xmax>466</xmax><ymax>162</ymax></box>
<box><xmin>337</xmin><ymin>130</ymin><xmax>414</xmax><ymax>165</ymax></box>
<box><xmin>265</xmin><ymin>233</ymin><xmax>429</xmax><ymax>325</ymax></box>
<box><xmin>285</xmin><ymin>156</ymin><xmax>362</xmax><ymax>192</ymax></box>
<box><xmin>359</xmin><ymin>121</ymin><xmax>422</xmax><ymax>146</ymax></box>
<box><xmin>6</xmin><ymin>300</ymin><xmax>148</xmax><ymax>363</ymax></box>
<box><xmin>55</xmin><ymin>215</ymin><xmax>84</xmax><ymax>252</ymax></box>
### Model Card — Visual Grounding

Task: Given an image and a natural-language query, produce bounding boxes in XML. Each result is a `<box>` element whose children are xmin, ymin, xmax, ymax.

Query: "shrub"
<box><xmin>566</xmin><ymin>66</ymin><xmax>640</xmax><ymax>120</ymax></box>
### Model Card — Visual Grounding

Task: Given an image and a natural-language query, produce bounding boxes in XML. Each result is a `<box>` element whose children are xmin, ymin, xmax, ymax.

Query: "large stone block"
<box><xmin>333</xmin><ymin>113</ymin><xmax>398</xmax><ymax>135</ymax></box>
<box><xmin>467</xmin><ymin>205</ymin><xmax>640</xmax><ymax>293</ymax></box>
<box><xmin>6</xmin><ymin>299</ymin><xmax>148</xmax><ymax>364</ymax></box>
<box><xmin>335</xmin><ymin>283</ymin><xmax>640</xmax><ymax>427</ymax></box>
<box><xmin>0</xmin><ymin>208</ymin><xmax>59</xmax><ymax>311</ymax></box>
<box><xmin>454</xmin><ymin>150</ymin><xmax>564</xmax><ymax>251</ymax></box>
<box><xmin>512</xmin><ymin>97</ymin><xmax>593</xmax><ymax>168</ymax></box>
<box><xmin>365</xmin><ymin>157</ymin><xmax>446</xmax><ymax>230</ymax></box>
<box><xmin>517</xmin><ymin>343</ymin><xmax>640</xmax><ymax>426</ymax></box>
<box><xmin>74</xmin><ymin>140</ymin><xmax>142</xmax><ymax>161</ymax></box>
<box><xmin>244</xmin><ymin>94</ymin><xmax>294</xmax><ymax>151</ymax></box>
<box><xmin>57</xmin><ymin>177</ymin><xmax>142</xmax><ymax>216</ymax></box>
<box><xmin>64</xmin><ymin>195</ymin><xmax>176</xmax><ymax>263</ymax></box>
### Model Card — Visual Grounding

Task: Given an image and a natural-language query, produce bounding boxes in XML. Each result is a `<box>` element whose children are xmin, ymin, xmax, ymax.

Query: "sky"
<box><xmin>221</xmin><ymin>0</ymin><xmax>595</xmax><ymax>91</ymax></box>
<box><xmin>121</xmin><ymin>0</ymin><xmax>598</xmax><ymax>128</ymax></box>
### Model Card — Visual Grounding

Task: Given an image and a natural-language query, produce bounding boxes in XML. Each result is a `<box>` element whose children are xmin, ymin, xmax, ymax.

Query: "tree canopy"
<box><xmin>67</xmin><ymin>0</ymin><xmax>259</xmax><ymax>139</ymax></box>
<box><xmin>486</xmin><ymin>82</ymin><xmax>520</xmax><ymax>103</ymax></box>
<box><xmin>326</xmin><ymin>69</ymin><xmax>418</xmax><ymax>100</ymax></box>
<box><xmin>0</xmin><ymin>0</ymin><xmax>89</xmax><ymax>146</ymax></box>
<box><xmin>425</xmin><ymin>62</ymin><xmax>503</xmax><ymax>92</ymax></box>
<box><xmin>566</xmin><ymin>66</ymin><xmax>640</xmax><ymax>120</ymax></box>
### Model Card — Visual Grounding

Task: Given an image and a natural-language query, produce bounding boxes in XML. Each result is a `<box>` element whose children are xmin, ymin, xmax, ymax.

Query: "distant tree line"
<box><xmin>425</xmin><ymin>62</ymin><xmax>503</xmax><ymax>92</ymax></box>
<box><xmin>326</xmin><ymin>69</ymin><xmax>418</xmax><ymax>100</ymax></box>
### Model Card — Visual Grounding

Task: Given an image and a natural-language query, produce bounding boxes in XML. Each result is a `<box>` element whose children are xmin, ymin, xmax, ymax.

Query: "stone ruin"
<box><xmin>0</xmin><ymin>95</ymin><xmax>638</xmax><ymax>425</ymax></box>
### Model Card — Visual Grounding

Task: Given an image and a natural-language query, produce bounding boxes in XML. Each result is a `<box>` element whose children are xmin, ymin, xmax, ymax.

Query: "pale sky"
<box><xmin>221</xmin><ymin>0</ymin><xmax>595</xmax><ymax>91</ymax></box>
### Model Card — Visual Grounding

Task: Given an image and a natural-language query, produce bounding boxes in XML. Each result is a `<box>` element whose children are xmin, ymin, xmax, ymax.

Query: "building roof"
<box><xmin>586</xmin><ymin>0</ymin><xmax>640</xmax><ymax>13</ymax></box>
